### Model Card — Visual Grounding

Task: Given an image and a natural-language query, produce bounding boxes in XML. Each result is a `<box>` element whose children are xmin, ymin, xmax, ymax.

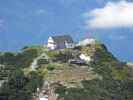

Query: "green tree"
<box><xmin>0</xmin><ymin>68</ymin><xmax>30</xmax><ymax>100</ymax></box>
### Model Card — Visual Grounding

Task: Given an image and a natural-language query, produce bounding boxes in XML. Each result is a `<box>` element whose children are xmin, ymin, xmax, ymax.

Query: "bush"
<box><xmin>55</xmin><ymin>86</ymin><xmax>66</xmax><ymax>98</ymax></box>
<box><xmin>0</xmin><ymin>52</ymin><xmax>16</xmax><ymax>65</ymax></box>
<box><xmin>38</xmin><ymin>68</ymin><xmax>48</xmax><ymax>78</ymax></box>
<box><xmin>56</xmin><ymin>78</ymin><xmax>132</xmax><ymax>100</ymax></box>
<box><xmin>111</xmin><ymin>67</ymin><xmax>128</xmax><ymax>80</ymax></box>
<box><xmin>46</xmin><ymin>50</ymin><xmax>60</xmax><ymax>58</ymax></box>
<box><xmin>0</xmin><ymin>68</ymin><xmax>31</xmax><ymax>100</ymax></box>
<box><xmin>47</xmin><ymin>64</ymin><xmax>56</xmax><ymax>71</ymax></box>
<box><xmin>15</xmin><ymin>48</ymin><xmax>38</xmax><ymax>68</ymax></box>
<box><xmin>46</xmin><ymin>49</ymin><xmax>74</xmax><ymax>62</ymax></box>
<box><xmin>25</xmin><ymin>71</ymin><xmax>43</xmax><ymax>93</ymax></box>
<box><xmin>46</xmin><ymin>63</ymin><xmax>64</xmax><ymax>71</ymax></box>
<box><xmin>0</xmin><ymin>69</ymin><xmax>43</xmax><ymax>100</ymax></box>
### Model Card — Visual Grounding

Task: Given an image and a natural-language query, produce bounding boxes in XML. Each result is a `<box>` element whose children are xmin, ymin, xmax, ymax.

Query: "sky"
<box><xmin>0</xmin><ymin>0</ymin><xmax>133</xmax><ymax>62</ymax></box>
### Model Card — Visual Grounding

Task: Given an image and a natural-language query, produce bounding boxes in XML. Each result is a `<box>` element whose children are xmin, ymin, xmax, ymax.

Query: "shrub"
<box><xmin>46</xmin><ymin>50</ymin><xmax>60</xmax><ymax>58</ymax></box>
<box><xmin>0</xmin><ymin>52</ymin><xmax>16</xmax><ymax>65</ymax></box>
<box><xmin>55</xmin><ymin>86</ymin><xmax>66</xmax><ymax>98</ymax></box>
<box><xmin>46</xmin><ymin>49</ymin><xmax>73</xmax><ymax>62</ymax></box>
<box><xmin>47</xmin><ymin>64</ymin><xmax>56</xmax><ymax>71</ymax></box>
<box><xmin>38</xmin><ymin>68</ymin><xmax>48</xmax><ymax>78</ymax></box>
<box><xmin>111</xmin><ymin>67</ymin><xmax>128</xmax><ymax>80</ymax></box>
<box><xmin>15</xmin><ymin>48</ymin><xmax>38</xmax><ymax>68</ymax></box>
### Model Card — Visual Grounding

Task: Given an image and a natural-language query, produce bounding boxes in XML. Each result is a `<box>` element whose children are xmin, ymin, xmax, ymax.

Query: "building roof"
<box><xmin>51</xmin><ymin>35</ymin><xmax>73</xmax><ymax>43</ymax></box>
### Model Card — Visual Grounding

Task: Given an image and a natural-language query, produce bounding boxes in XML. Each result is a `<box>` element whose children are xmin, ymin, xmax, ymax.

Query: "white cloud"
<box><xmin>84</xmin><ymin>1</ymin><xmax>133</xmax><ymax>28</ymax></box>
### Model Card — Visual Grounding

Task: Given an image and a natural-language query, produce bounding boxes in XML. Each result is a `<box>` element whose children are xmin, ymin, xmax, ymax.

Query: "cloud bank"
<box><xmin>84</xmin><ymin>1</ymin><xmax>133</xmax><ymax>28</ymax></box>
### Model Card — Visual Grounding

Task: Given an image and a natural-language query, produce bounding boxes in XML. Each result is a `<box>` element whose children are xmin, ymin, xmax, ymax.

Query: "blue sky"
<box><xmin>0</xmin><ymin>0</ymin><xmax>133</xmax><ymax>62</ymax></box>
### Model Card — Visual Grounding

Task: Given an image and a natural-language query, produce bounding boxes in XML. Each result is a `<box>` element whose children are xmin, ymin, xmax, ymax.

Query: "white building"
<box><xmin>47</xmin><ymin>35</ymin><xmax>74</xmax><ymax>50</ymax></box>
<box><xmin>79</xmin><ymin>54</ymin><xmax>92</xmax><ymax>63</ymax></box>
<box><xmin>40</xmin><ymin>95</ymin><xmax>48</xmax><ymax>100</ymax></box>
<box><xmin>77</xmin><ymin>38</ymin><xmax>96</xmax><ymax>46</ymax></box>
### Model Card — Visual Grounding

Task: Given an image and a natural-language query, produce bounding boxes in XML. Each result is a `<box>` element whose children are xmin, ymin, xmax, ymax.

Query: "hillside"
<box><xmin>0</xmin><ymin>42</ymin><xmax>133</xmax><ymax>100</ymax></box>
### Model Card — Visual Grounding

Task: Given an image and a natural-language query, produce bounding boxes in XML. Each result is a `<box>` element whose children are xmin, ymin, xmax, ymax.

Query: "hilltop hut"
<box><xmin>47</xmin><ymin>35</ymin><xmax>74</xmax><ymax>50</ymax></box>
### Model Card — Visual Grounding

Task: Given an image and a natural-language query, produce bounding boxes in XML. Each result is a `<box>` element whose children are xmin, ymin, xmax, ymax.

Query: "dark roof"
<box><xmin>69</xmin><ymin>59</ymin><xmax>87</xmax><ymax>65</ymax></box>
<box><xmin>51</xmin><ymin>35</ymin><xmax>73</xmax><ymax>43</ymax></box>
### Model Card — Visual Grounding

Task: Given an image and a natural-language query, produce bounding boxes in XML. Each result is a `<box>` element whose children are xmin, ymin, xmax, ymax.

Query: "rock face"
<box><xmin>127</xmin><ymin>62</ymin><xmax>133</xmax><ymax>80</ymax></box>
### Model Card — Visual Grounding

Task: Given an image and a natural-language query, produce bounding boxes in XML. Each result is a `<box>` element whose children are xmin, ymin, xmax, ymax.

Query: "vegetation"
<box><xmin>55</xmin><ymin>43</ymin><xmax>133</xmax><ymax>100</ymax></box>
<box><xmin>46</xmin><ymin>49</ymin><xmax>74</xmax><ymax>62</ymax></box>
<box><xmin>47</xmin><ymin>63</ymin><xmax>56</xmax><ymax>71</ymax></box>
<box><xmin>55</xmin><ymin>78</ymin><xmax>133</xmax><ymax>100</ymax></box>
<box><xmin>0</xmin><ymin>47</ymin><xmax>43</xmax><ymax>100</ymax></box>
<box><xmin>0</xmin><ymin>68</ymin><xmax>43</xmax><ymax>100</ymax></box>
<box><xmin>111</xmin><ymin>67</ymin><xmax>128</xmax><ymax>80</ymax></box>
<box><xmin>0</xmin><ymin>43</ymin><xmax>133</xmax><ymax>100</ymax></box>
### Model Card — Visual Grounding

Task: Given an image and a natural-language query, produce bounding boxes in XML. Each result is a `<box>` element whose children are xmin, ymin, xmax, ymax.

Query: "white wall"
<box><xmin>65</xmin><ymin>41</ymin><xmax>75</xmax><ymax>48</ymax></box>
<box><xmin>79</xmin><ymin>54</ymin><xmax>91</xmax><ymax>62</ymax></box>
<box><xmin>47</xmin><ymin>37</ymin><xmax>57</xmax><ymax>50</ymax></box>
<box><xmin>77</xmin><ymin>38</ymin><xmax>96</xmax><ymax>46</ymax></box>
